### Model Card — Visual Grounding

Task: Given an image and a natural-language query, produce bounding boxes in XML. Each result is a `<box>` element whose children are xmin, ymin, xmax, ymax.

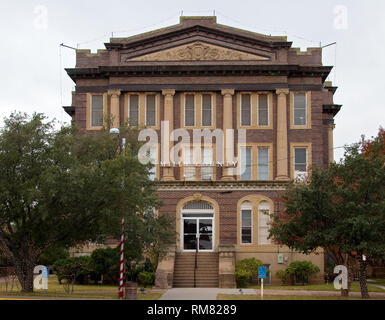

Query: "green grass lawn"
<box><xmin>247</xmin><ymin>282</ymin><xmax>385</xmax><ymax>293</ymax></box>
<box><xmin>0</xmin><ymin>275</ymin><xmax>164</xmax><ymax>300</ymax></box>
<box><xmin>370</xmin><ymin>279</ymin><xmax>385</xmax><ymax>286</ymax></box>
<box><xmin>217</xmin><ymin>294</ymin><xmax>385</xmax><ymax>300</ymax></box>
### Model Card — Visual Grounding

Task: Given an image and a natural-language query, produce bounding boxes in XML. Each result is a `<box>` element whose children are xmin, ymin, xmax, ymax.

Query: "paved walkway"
<box><xmin>159</xmin><ymin>288</ymin><xmax>385</xmax><ymax>300</ymax></box>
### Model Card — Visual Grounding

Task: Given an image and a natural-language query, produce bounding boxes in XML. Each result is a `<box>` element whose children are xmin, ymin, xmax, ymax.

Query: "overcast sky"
<box><xmin>0</xmin><ymin>0</ymin><xmax>384</xmax><ymax>161</ymax></box>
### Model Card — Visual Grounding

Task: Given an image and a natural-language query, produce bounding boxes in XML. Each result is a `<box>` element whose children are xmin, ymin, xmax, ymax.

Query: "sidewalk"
<box><xmin>159</xmin><ymin>288</ymin><xmax>385</xmax><ymax>300</ymax></box>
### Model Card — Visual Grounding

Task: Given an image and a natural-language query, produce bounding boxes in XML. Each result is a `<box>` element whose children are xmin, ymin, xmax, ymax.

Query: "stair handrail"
<box><xmin>194</xmin><ymin>234</ymin><xmax>199</xmax><ymax>288</ymax></box>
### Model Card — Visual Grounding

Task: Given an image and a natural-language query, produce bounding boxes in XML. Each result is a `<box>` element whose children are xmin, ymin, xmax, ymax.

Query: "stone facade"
<box><xmin>64</xmin><ymin>16</ymin><xmax>342</xmax><ymax>287</ymax></box>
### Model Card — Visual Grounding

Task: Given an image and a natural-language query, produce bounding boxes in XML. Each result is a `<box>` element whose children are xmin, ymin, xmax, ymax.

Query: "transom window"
<box><xmin>91</xmin><ymin>95</ymin><xmax>103</xmax><ymax>127</ymax></box>
<box><xmin>293</xmin><ymin>93</ymin><xmax>307</xmax><ymax>126</ymax></box>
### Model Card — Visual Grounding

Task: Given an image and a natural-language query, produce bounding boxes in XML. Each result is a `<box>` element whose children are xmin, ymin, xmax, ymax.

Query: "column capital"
<box><xmin>108</xmin><ymin>89</ymin><xmax>121</xmax><ymax>97</ymax></box>
<box><xmin>221</xmin><ymin>89</ymin><xmax>235</xmax><ymax>96</ymax></box>
<box><xmin>275</xmin><ymin>88</ymin><xmax>289</xmax><ymax>96</ymax></box>
<box><xmin>162</xmin><ymin>89</ymin><xmax>176</xmax><ymax>96</ymax></box>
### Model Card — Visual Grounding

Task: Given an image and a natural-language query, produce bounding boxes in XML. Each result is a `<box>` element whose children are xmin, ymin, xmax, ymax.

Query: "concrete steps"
<box><xmin>173</xmin><ymin>252</ymin><xmax>219</xmax><ymax>288</ymax></box>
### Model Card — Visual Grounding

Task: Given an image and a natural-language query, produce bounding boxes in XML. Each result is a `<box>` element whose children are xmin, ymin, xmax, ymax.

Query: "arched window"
<box><xmin>258</xmin><ymin>201</ymin><xmax>271</xmax><ymax>244</ymax></box>
<box><xmin>241</xmin><ymin>202</ymin><xmax>252</xmax><ymax>244</ymax></box>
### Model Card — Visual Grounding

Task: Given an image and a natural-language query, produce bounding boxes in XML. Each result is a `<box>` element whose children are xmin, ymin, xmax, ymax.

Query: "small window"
<box><xmin>201</xmin><ymin>147</ymin><xmax>213</xmax><ymax>180</ymax></box>
<box><xmin>258</xmin><ymin>94</ymin><xmax>269</xmax><ymax>126</ymax></box>
<box><xmin>240</xmin><ymin>147</ymin><xmax>252</xmax><ymax>181</ymax></box>
<box><xmin>202</xmin><ymin>94</ymin><xmax>212</xmax><ymax>126</ymax></box>
<box><xmin>146</xmin><ymin>95</ymin><xmax>156</xmax><ymax>126</ymax></box>
<box><xmin>91</xmin><ymin>95</ymin><xmax>103</xmax><ymax>127</ymax></box>
<box><xmin>293</xmin><ymin>94</ymin><xmax>307</xmax><ymax>126</ymax></box>
<box><xmin>241</xmin><ymin>202</ymin><xmax>252</xmax><ymax>244</ymax></box>
<box><xmin>258</xmin><ymin>148</ymin><xmax>269</xmax><ymax>180</ymax></box>
<box><xmin>294</xmin><ymin>148</ymin><xmax>307</xmax><ymax>172</ymax></box>
<box><xmin>258</xmin><ymin>202</ymin><xmax>271</xmax><ymax>245</ymax></box>
<box><xmin>241</xmin><ymin>94</ymin><xmax>251</xmax><ymax>126</ymax></box>
<box><xmin>129</xmin><ymin>95</ymin><xmax>139</xmax><ymax>126</ymax></box>
<box><xmin>183</xmin><ymin>147</ymin><xmax>196</xmax><ymax>181</ymax></box>
<box><xmin>185</xmin><ymin>95</ymin><xmax>195</xmax><ymax>127</ymax></box>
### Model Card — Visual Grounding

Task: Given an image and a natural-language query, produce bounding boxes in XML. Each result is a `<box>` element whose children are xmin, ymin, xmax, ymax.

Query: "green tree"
<box><xmin>38</xmin><ymin>245</ymin><xmax>69</xmax><ymax>267</ymax></box>
<box><xmin>90</xmin><ymin>247</ymin><xmax>119</xmax><ymax>284</ymax></box>
<box><xmin>270</xmin><ymin>131</ymin><xmax>385</xmax><ymax>299</ymax></box>
<box><xmin>52</xmin><ymin>256</ymin><xmax>91</xmax><ymax>293</ymax></box>
<box><xmin>0</xmin><ymin>112</ymin><xmax>173</xmax><ymax>292</ymax></box>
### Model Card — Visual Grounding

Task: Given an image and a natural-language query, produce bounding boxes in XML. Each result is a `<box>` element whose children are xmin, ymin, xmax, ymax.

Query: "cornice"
<box><xmin>155</xmin><ymin>180</ymin><xmax>288</xmax><ymax>192</ymax></box>
<box><xmin>66</xmin><ymin>64</ymin><xmax>332</xmax><ymax>82</ymax></box>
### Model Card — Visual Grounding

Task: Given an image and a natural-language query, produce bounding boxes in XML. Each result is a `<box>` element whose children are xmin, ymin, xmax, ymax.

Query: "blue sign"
<box><xmin>258</xmin><ymin>266</ymin><xmax>267</xmax><ymax>279</ymax></box>
<box><xmin>42</xmin><ymin>266</ymin><xmax>49</xmax><ymax>279</ymax></box>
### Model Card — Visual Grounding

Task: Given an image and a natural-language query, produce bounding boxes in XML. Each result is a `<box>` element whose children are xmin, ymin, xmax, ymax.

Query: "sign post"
<box><xmin>258</xmin><ymin>266</ymin><xmax>267</xmax><ymax>300</ymax></box>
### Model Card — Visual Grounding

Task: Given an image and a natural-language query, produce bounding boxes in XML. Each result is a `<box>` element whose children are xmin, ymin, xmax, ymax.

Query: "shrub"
<box><xmin>287</xmin><ymin>261</ymin><xmax>320</xmax><ymax>285</ymax></box>
<box><xmin>52</xmin><ymin>256</ymin><xmax>91</xmax><ymax>293</ymax></box>
<box><xmin>276</xmin><ymin>269</ymin><xmax>291</xmax><ymax>285</ymax></box>
<box><xmin>235</xmin><ymin>258</ymin><xmax>264</xmax><ymax>287</ymax></box>
<box><xmin>137</xmin><ymin>271</ymin><xmax>155</xmax><ymax>287</ymax></box>
<box><xmin>235</xmin><ymin>269</ymin><xmax>251</xmax><ymax>288</ymax></box>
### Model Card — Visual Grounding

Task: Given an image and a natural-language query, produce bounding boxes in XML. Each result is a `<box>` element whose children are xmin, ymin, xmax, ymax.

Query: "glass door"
<box><xmin>183</xmin><ymin>217</ymin><xmax>213</xmax><ymax>251</ymax></box>
<box><xmin>198</xmin><ymin>219</ymin><xmax>213</xmax><ymax>250</ymax></box>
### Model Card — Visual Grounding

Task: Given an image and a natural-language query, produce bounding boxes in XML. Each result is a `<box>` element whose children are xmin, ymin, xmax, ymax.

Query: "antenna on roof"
<box><xmin>60</xmin><ymin>43</ymin><xmax>77</xmax><ymax>51</ymax></box>
<box><xmin>181</xmin><ymin>10</ymin><xmax>183</xmax><ymax>16</ymax></box>
<box><xmin>213</xmin><ymin>10</ymin><xmax>215</xmax><ymax>16</ymax></box>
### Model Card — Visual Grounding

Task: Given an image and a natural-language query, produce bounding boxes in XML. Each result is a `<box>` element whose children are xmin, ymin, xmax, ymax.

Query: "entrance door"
<box><xmin>183</xmin><ymin>216</ymin><xmax>213</xmax><ymax>251</ymax></box>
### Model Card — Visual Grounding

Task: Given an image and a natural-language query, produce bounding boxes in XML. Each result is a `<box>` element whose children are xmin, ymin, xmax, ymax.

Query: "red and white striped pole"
<box><xmin>118</xmin><ymin>217</ymin><xmax>125</xmax><ymax>299</ymax></box>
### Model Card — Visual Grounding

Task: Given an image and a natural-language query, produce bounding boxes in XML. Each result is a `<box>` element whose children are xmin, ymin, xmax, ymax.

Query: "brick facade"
<box><xmin>64</xmin><ymin>16</ymin><xmax>341</xmax><ymax>287</ymax></box>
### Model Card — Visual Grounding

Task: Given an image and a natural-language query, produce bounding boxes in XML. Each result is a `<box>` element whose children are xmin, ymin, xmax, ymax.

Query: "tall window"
<box><xmin>241</xmin><ymin>94</ymin><xmax>251</xmax><ymax>126</ymax></box>
<box><xmin>258</xmin><ymin>94</ymin><xmax>269</xmax><ymax>126</ymax></box>
<box><xmin>258</xmin><ymin>202</ymin><xmax>270</xmax><ymax>244</ymax></box>
<box><xmin>91</xmin><ymin>95</ymin><xmax>103</xmax><ymax>127</ymax></box>
<box><xmin>146</xmin><ymin>94</ymin><xmax>156</xmax><ymax>126</ymax></box>
<box><xmin>185</xmin><ymin>94</ymin><xmax>195</xmax><ymax>126</ymax></box>
<box><xmin>144</xmin><ymin>146</ymin><xmax>158</xmax><ymax>181</ymax></box>
<box><xmin>240</xmin><ymin>147</ymin><xmax>252</xmax><ymax>180</ymax></box>
<box><xmin>201</xmin><ymin>147</ymin><xmax>213</xmax><ymax>180</ymax></box>
<box><xmin>293</xmin><ymin>93</ymin><xmax>307</xmax><ymax>126</ymax></box>
<box><xmin>258</xmin><ymin>148</ymin><xmax>269</xmax><ymax>180</ymax></box>
<box><xmin>183</xmin><ymin>146</ymin><xmax>196</xmax><ymax>181</ymax></box>
<box><xmin>129</xmin><ymin>95</ymin><xmax>139</xmax><ymax>126</ymax></box>
<box><xmin>294</xmin><ymin>148</ymin><xmax>307</xmax><ymax>173</ymax></box>
<box><xmin>202</xmin><ymin>94</ymin><xmax>212</xmax><ymax>126</ymax></box>
<box><xmin>241</xmin><ymin>202</ymin><xmax>252</xmax><ymax>244</ymax></box>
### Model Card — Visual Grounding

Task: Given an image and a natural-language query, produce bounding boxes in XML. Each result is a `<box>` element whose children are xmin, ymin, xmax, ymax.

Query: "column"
<box><xmin>221</xmin><ymin>89</ymin><xmax>235</xmax><ymax>181</ymax></box>
<box><xmin>108</xmin><ymin>89</ymin><xmax>121</xmax><ymax>129</ymax></box>
<box><xmin>275</xmin><ymin>88</ymin><xmax>289</xmax><ymax>181</ymax></box>
<box><xmin>161</xmin><ymin>89</ymin><xmax>176</xmax><ymax>181</ymax></box>
<box><xmin>328</xmin><ymin>122</ymin><xmax>336</xmax><ymax>164</ymax></box>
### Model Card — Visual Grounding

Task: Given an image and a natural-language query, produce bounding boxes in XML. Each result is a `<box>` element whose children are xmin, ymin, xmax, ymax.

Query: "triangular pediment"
<box><xmin>123</xmin><ymin>41</ymin><xmax>270</xmax><ymax>62</ymax></box>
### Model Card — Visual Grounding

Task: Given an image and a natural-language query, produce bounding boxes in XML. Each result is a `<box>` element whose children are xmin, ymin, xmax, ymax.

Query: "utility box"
<box><xmin>277</xmin><ymin>253</ymin><xmax>284</xmax><ymax>264</ymax></box>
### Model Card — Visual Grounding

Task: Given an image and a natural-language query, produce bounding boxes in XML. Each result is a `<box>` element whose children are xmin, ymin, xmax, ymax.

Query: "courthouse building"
<box><xmin>64</xmin><ymin>16</ymin><xmax>342</xmax><ymax>287</ymax></box>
